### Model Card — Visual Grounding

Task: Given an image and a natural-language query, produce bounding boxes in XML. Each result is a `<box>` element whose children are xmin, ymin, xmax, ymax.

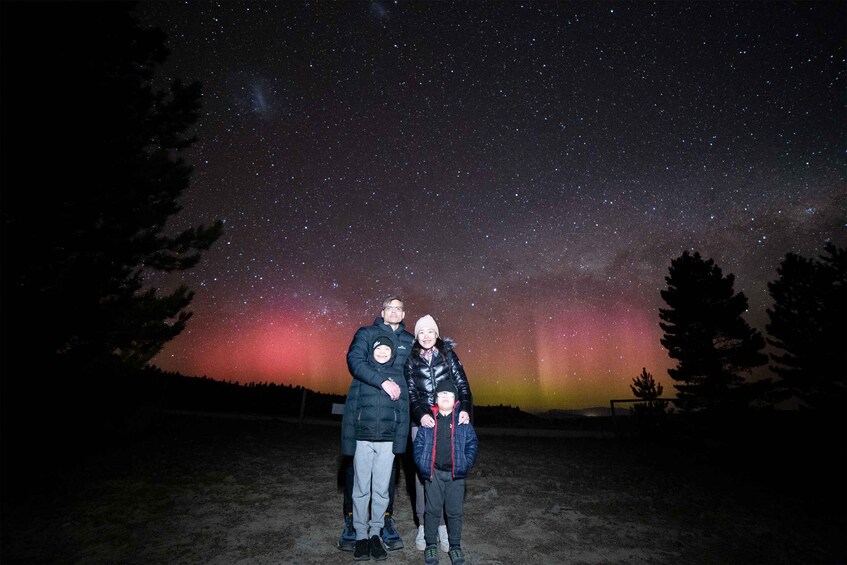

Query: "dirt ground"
<box><xmin>2</xmin><ymin>412</ymin><xmax>845</xmax><ymax>564</ymax></box>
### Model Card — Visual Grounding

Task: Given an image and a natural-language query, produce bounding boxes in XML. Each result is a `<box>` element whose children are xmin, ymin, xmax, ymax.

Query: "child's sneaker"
<box><xmin>353</xmin><ymin>538</ymin><xmax>370</xmax><ymax>561</ymax></box>
<box><xmin>437</xmin><ymin>525</ymin><xmax>449</xmax><ymax>552</ymax></box>
<box><xmin>415</xmin><ymin>524</ymin><xmax>426</xmax><ymax>550</ymax></box>
<box><xmin>448</xmin><ymin>547</ymin><xmax>465</xmax><ymax>565</ymax></box>
<box><xmin>424</xmin><ymin>544</ymin><xmax>439</xmax><ymax>565</ymax></box>
<box><xmin>369</xmin><ymin>535</ymin><xmax>388</xmax><ymax>561</ymax></box>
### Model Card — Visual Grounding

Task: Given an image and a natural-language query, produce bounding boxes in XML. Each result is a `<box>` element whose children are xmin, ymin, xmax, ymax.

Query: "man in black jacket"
<box><xmin>338</xmin><ymin>296</ymin><xmax>415</xmax><ymax>552</ymax></box>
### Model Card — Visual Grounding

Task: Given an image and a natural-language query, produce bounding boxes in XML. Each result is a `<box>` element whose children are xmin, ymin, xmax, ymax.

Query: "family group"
<box><xmin>339</xmin><ymin>296</ymin><xmax>479</xmax><ymax>565</ymax></box>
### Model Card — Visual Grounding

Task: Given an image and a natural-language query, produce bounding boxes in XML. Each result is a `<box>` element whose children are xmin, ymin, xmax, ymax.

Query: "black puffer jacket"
<box><xmin>404</xmin><ymin>338</ymin><xmax>473</xmax><ymax>425</ymax></box>
<box><xmin>341</xmin><ymin>318</ymin><xmax>414</xmax><ymax>456</ymax></box>
<box><xmin>352</xmin><ymin>360</ymin><xmax>409</xmax><ymax>450</ymax></box>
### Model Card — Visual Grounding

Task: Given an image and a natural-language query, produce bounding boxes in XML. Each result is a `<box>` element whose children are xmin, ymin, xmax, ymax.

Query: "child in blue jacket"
<box><xmin>413</xmin><ymin>379</ymin><xmax>478</xmax><ymax>565</ymax></box>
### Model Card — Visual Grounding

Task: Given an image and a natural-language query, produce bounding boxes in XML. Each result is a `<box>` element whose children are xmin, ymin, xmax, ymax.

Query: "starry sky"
<box><xmin>135</xmin><ymin>1</ymin><xmax>845</xmax><ymax>412</ymax></box>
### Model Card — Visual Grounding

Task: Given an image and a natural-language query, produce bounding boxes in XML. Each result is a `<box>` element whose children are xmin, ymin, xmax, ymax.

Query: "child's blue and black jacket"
<box><xmin>413</xmin><ymin>403</ymin><xmax>478</xmax><ymax>480</ymax></box>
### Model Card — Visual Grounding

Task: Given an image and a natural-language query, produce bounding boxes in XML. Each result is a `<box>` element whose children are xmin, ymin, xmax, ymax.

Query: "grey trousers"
<box><xmin>352</xmin><ymin>440</ymin><xmax>394</xmax><ymax>539</ymax></box>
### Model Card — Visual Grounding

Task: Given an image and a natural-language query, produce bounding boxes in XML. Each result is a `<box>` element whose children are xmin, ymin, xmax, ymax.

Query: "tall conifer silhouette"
<box><xmin>2</xmin><ymin>2</ymin><xmax>222</xmax><ymax>377</ymax></box>
<box><xmin>766</xmin><ymin>242</ymin><xmax>846</xmax><ymax>412</ymax></box>
<box><xmin>659</xmin><ymin>251</ymin><xmax>767</xmax><ymax>412</ymax></box>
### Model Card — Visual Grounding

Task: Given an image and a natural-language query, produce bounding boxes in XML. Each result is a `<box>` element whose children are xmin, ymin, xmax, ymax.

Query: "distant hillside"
<box><xmin>471</xmin><ymin>405</ymin><xmax>543</xmax><ymax>428</ymax></box>
<box><xmin>473</xmin><ymin>405</ymin><xmax>619</xmax><ymax>432</ymax></box>
<box><xmin>535</xmin><ymin>407</ymin><xmax>625</xmax><ymax>418</ymax></box>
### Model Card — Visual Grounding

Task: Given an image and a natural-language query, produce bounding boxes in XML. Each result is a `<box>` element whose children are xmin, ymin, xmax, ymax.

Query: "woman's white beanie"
<box><xmin>414</xmin><ymin>314</ymin><xmax>439</xmax><ymax>337</ymax></box>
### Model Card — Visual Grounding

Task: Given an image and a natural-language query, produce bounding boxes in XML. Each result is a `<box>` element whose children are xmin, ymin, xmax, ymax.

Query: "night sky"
<box><xmin>135</xmin><ymin>1</ymin><xmax>845</xmax><ymax>412</ymax></box>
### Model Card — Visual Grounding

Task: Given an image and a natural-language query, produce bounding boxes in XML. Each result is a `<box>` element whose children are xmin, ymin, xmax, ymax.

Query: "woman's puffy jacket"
<box><xmin>404</xmin><ymin>338</ymin><xmax>472</xmax><ymax>425</ymax></box>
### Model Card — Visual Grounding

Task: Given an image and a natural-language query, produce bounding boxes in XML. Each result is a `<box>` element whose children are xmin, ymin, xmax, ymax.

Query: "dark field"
<box><xmin>1</xmin><ymin>412</ymin><xmax>844</xmax><ymax>564</ymax></box>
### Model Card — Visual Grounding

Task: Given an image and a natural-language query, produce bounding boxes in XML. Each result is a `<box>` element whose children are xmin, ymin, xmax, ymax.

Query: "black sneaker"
<box><xmin>338</xmin><ymin>513</ymin><xmax>356</xmax><ymax>551</ymax></box>
<box><xmin>353</xmin><ymin>538</ymin><xmax>371</xmax><ymax>561</ymax></box>
<box><xmin>448</xmin><ymin>547</ymin><xmax>465</xmax><ymax>565</ymax></box>
<box><xmin>369</xmin><ymin>535</ymin><xmax>388</xmax><ymax>561</ymax></box>
<box><xmin>381</xmin><ymin>512</ymin><xmax>404</xmax><ymax>550</ymax></box>
<box><xmin>424</xmin><ymin>544</ymin><xmax>439</xmax><ymax>565</ymax></box>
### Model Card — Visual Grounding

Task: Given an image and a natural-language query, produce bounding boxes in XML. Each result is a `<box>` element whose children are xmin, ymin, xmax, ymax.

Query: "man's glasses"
<box><xmin>384</xmin><ymin>306</ymin><xmax>404</xmax><ymax>312</ymax></box>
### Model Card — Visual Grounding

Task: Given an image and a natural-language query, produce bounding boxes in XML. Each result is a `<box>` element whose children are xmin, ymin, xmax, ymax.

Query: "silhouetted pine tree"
<box><xmin>2</xmin><ymin>2</ymin><xmax>222</xmax><ymax>376</ymax></box>
<box><xmin>659</xmin><ymin>251</ymin><xmax>768</xmax><ymax>413</ymax></box>
<box><xmin>766</xmin><ymin>242</ymin><xmax>846</xmax><ymax>412</ymax></box>
<box><xmin>628</xmin><ymin>367</ymin><xmax>671</xmax><ymax>435</ymax></box>
<box><xmin>629</xmin><ymin>367</ymin><xmax>671</xmax><ymax>416</ymax></box>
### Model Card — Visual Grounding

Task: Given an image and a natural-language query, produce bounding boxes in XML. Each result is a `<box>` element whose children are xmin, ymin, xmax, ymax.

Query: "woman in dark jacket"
<box><xmin>404</xmin><ymin>314</ymin><xmax>473</xmax><ymax>552</ymax></box>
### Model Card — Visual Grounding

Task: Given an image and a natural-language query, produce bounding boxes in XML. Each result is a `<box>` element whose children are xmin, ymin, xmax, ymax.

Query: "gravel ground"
<box><xmin>1</xmin><ymin>412</ymin><xmax>844</xmax><ymax>564</ymax></box>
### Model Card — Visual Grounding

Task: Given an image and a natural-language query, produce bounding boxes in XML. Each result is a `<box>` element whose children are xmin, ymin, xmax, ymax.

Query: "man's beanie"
<box><xmin>435</xmin><ymin>379</ymin><xmax>457</xmax><ymax>396</ymax></box>
<box><xmin>373</xmin><ymin>336</ymin><xmax>394</xmax><ymax>352</ymax></box>
<box><xmin>414</xmin><ymin>314</ymin><xmax>439</xmax><ymax>337</ymax></box>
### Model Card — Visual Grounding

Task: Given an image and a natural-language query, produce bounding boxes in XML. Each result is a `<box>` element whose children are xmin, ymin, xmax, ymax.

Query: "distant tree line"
<box><xmin>155</xmin><ymin>370</ymin><xmax>346</xmax><ymax>419</ymax></box>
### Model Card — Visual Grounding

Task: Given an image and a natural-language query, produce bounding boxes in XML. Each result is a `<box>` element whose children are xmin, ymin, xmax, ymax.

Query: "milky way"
<box><xmin>137</xmin><ymin>1</ymin><xmax>845</xmax><ymax>411</ymax></box>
